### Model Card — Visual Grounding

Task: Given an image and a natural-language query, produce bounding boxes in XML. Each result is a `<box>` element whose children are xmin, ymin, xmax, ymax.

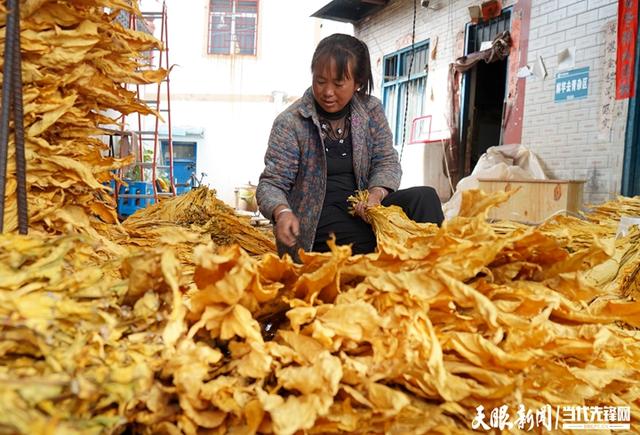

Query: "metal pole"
<box><xmin>0</xmin><ymin>0</ymin><xmax>17</xmax><ymax>233</ymax></box>
<box><xmin>151</xmin><ymin>5</ymin><xmax>164</xmax><ymax>202</ymax></box>
<box><xmin>164</xmin><ymin>2</ymin><xmax>176</xmax><ymax>196</ymax></box>
<box><xmin>12</xmin><ymin>0</ymin><xmax>28</xmax><ymax>234</ymax></box>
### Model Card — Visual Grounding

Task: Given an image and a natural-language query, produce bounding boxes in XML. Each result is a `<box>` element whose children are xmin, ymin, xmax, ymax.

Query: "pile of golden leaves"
<box><xmin>513</xmin><ymin>196</ymin><xmax>640</xmax><ymax>299</ymax></box>
<box><xmin>0</xmin><ymin>233</ymin><xmax>181</xmax><ymax>434</ymax></box>
<box><xmin>4</xmin><ymin>190</ymin><xmax>640</xmax><ymax>434</ymax></box>
<box><xmin>484</xmin><ymin>194</ymin><xmax>640</xmax><ymax>299</ymax></box>
<box><xmin>0</xmin><ymin>0</ymin><xmax>165</xmax><ymax>234</ymax></box>
<box><xmin>579</xmin><ymin>197</ymin><xmax>640</xmax><ymax>298</ymax></box>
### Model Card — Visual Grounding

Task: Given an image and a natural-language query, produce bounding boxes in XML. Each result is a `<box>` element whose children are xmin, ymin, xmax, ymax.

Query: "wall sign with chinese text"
<box><xmin>554</xmin><ymin>67</ymin><xmax>589</xmax><ymax>102</ymax></box>
<box><xmin>616</xmin><ymin>0</ymin><xmax>638</xmax><ymax>99</ymax></box>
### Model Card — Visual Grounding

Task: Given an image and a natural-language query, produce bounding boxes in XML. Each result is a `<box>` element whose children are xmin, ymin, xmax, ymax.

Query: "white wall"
<box><xmin>137</xmin><ymin>0</ymin><xmax>352</xmax><ymax>205</ymax></box>
<box><xmin>521</xmin><ymin>0</ymin><xmax>627</xmax><ymax>203</ymax></box>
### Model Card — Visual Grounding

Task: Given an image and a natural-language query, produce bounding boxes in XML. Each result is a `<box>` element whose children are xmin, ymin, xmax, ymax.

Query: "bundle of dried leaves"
<box><xmin>122</xmin><ymin>187</ymin><xmax>276</xmax><ymax>258</ymax></box>
<box><xmin>0</xmin><ymin>0</ymin><xmax>164</xmax><ymax>234</ymax></box>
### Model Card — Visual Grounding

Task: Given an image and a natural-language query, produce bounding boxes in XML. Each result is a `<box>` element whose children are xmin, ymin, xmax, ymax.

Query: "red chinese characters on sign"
<box><xmin>616</xmin><ymin>0</ymin><xmax>639</xmax><ymax>99</ymax></box>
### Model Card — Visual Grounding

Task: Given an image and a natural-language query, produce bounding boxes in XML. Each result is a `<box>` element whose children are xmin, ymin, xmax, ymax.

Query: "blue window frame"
<box><xmin>382</xmin><ymin>40</ymin><xmax>429</xmax><ymax>146</ymax></box>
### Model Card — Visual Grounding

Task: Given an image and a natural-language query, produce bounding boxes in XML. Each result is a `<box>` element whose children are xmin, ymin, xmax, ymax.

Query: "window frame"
<box><xmin>381</xmin><ymin>40</ymin><xmax>430</xmax><ymax>146</ymax></box>
<box><xmin>207</xmin><ymin>0</ymin><xmax>259</xmax><ymax>56</ymax></box>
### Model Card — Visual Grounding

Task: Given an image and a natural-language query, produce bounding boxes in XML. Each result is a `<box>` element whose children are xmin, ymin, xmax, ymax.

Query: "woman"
<box><xmin>257</xmin><ymin>34</ymin><xmax>443</xmax><ymax>259</ymax></box>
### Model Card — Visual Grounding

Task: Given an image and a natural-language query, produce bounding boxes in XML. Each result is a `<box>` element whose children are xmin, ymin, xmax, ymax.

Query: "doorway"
<box><xmin>460</xmin><ymin>10</ymin><xmax>511</xmax><ymax>176</ymax></box>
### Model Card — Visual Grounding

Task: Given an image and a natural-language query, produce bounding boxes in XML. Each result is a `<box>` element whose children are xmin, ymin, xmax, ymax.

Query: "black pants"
<box><xmin>313</xmin><ymin>186</ymin><xmax>444</xmax><ymax>255</ymax></box>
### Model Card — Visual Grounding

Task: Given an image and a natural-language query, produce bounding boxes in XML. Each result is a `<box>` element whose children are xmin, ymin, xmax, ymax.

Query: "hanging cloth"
<box><xmin>452</xmin><ymin>30</ymin><xmax>512</xmax><ymax>73</ymax></box>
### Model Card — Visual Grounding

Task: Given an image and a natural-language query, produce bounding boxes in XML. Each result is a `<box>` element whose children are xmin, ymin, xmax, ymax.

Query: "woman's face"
<box><xmin>312</xmin><ymin>58</ymin><xmax>359</xmax><ymax>114</ymax></box>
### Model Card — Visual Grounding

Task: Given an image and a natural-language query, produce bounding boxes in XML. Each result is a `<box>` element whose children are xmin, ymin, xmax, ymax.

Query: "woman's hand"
<box><xmin>354</xmin><ymin>187</ymin><xmax>387</xmax><ymax>223</ymax></box>
<box><xmin>274</xmin><ymin>206</ymin><xmax>300</xmax><ymax>247</ymax></box>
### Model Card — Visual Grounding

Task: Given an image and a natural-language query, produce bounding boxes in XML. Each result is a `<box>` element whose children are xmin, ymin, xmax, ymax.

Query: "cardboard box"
<box><xmin>477</xmin><ymin>179</ymin><xmax>585</xmax><ymax>223</ymax></box>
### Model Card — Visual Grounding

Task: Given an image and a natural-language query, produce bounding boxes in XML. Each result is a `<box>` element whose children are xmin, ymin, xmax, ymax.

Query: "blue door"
<box><xmin>174</xmin><ymin>161</ymin><xmax>196</xmax><ymax>194</ymax></box>
<box><xmin>161</xmin><ymin>140</ymin><xmax>197</xmax><ymax>194</ymax></box>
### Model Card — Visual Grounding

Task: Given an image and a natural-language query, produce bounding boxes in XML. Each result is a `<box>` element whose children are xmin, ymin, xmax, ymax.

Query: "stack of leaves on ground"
<box><xmin>0</xmin><ymin>234</ymin><xmax>181</xmax><ymax>434</ymax></box>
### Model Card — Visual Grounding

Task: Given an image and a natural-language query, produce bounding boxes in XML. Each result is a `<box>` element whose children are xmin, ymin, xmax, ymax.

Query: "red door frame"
<box><xmin>502</xmin><ymin>0</ymin><xmax>532</xmax><ymax>144</ymax></box>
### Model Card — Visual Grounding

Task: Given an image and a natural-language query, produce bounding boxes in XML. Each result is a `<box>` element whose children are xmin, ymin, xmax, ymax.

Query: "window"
<box><xmin>208</xmin><ymin>0</ymin><xmax>258</xmax><ymax>55</ymax></box>
<box><xmin>467</xmin><ymin>10</ymin><xmax>511</xmax><ymax>54</ymax></box>
<box><xmin>382</xmin><ymin>41</ymin><xmax>429</xmax><ymax>146</ymax></box>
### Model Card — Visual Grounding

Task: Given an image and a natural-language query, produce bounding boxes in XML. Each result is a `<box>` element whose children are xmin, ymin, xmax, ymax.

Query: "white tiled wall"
<box><xmin>521</xmin><ymin>0</ymin><xmax>628</xmax><ymax>203</ymax></box>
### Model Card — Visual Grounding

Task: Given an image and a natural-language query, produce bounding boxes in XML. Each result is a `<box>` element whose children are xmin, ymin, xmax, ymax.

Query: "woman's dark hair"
<box><xmin>311</xmin><ymin>34</ymin><xmax>374</xmax><ymax>96</ymax></box>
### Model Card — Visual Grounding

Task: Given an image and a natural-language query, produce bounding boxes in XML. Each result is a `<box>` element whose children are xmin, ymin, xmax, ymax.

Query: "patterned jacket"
<box><xmin>257</xmin><ymin>87</ymin><xmax>401</xmax><ymax>258</ymax></box>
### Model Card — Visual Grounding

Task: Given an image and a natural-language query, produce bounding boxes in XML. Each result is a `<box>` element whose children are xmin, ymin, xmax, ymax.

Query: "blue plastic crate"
<box><xmin>118</xmin><ymin>181</ymin><xmax>155</xmax><ymax>217</ymax></box>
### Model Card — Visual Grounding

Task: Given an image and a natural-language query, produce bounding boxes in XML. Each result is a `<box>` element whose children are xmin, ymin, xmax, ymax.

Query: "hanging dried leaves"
<box><xmin>1</xmin><ymin>1</ymin><xmax>273</xmax><ymax>266</ymax></box>
<box><xmin>0</xmin><ymin>0</ymin><xmax>163</xmax><ymax>235</ymax></box>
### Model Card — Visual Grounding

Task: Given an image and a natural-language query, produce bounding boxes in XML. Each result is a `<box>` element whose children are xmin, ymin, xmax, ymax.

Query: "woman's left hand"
<box><xmin>354</xmin><ymin>187</ymin><xmax>386</xmax><ymax>223</ymax></box>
